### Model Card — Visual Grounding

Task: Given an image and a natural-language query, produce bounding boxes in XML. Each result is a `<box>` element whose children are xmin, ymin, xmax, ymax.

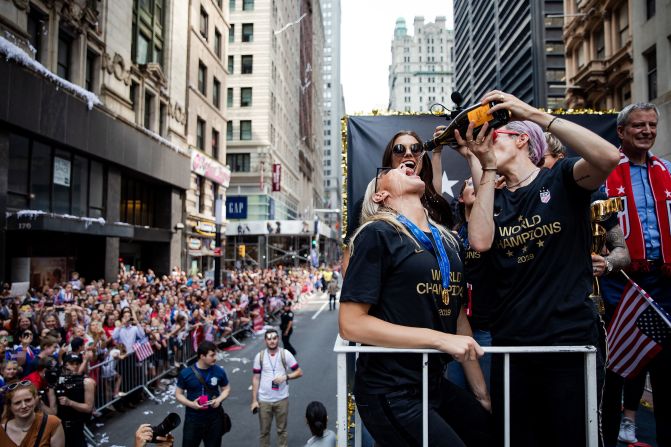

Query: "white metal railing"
<box><xmin>334</xmin><ymin>335</ymin><xmax>598</xmax><ymax>447</ymax></box>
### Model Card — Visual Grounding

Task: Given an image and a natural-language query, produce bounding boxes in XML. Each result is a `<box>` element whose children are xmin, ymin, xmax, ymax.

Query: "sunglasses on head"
<box><xmin>374</xmin><ymin>167</ymin><xmax>394</xmax><ymax>193</ymax></box>
<box><xmin>1</xmin><ymin>380</ymin><xmax>32</xmax><ymax>392</ymax></box>
<box><xmin>391</xmin><ymin>143</ymin><xmax>423</xmax><ymax>157</ymax></box>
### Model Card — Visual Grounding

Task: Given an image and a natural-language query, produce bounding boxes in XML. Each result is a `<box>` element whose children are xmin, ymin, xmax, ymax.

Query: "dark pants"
<box><xmin>355</xmin><ymin>379</ymin><xmax>492</xmax><ymax>447</ymax></box>
<box><xmin>281</xmin><ymin>334</ymin><xmax>296</xmax><ymax>356</ymax></box>
<box><xmin>182</xmin><ymin>412</ymin><xmax>224</xmax><ymax>447</ymax></box>
<box><xmin>491</xmin><ymin>350</ymin><xmax>604</xmax><ymax>447</ymax></box>
<box><xmin>62</xmin><ymin>421</ymin><xmax>87</xmax><ymax>447</ymax></box>
<box><xmin>329</xmin><ymin>294</ymin><xmax>337</xmax><ymax>310</ymax></box>
<box><xmin>601</xmin><ymin>269</ymin><xmax>671</xmax><ymax>447</ymax></box>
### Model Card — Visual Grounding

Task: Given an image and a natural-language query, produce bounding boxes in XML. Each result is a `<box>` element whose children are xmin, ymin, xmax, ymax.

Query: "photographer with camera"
<box><xmin>50</xmin><ymin>352</ymin><xmax>95</xmax><ymax>447</ymax></box>
<box><xmin>175</xmin><ymin>341</ymin><xmax>230</xmax><ymax>447</ymax></box>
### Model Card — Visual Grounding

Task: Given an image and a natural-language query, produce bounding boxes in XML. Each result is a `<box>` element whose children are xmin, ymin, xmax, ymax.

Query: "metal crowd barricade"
<box><xmin>89</xmin><ymin>332</ymin><xmax>199</xmax><ymax>412</ymax></box>
<box><xmin>333</xmin><ymin>335</ymin><xmax>598</xmax><ymax>447</ymax></box>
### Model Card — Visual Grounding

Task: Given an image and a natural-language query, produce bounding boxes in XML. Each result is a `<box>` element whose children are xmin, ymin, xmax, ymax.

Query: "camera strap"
<box><xmin>191</xmin><ymin>366</ymin><xmax>215</xmax><ymax>396</ymax></box>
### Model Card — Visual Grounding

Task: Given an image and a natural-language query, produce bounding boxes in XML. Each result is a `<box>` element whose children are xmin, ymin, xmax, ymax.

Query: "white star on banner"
<box><xmin>442</xmin><ymin>172</ymin><xmax>459</xmax><ymax>198</ymax></box>
<box><xmin>666</xmin><ymin>190</ymin><xmax>671</xmax><ymax>198</ymax></box>
<box><xmin>617</xmin><ymin>186</ymin><xmax>626</xmax><ymax>194</ymax></box>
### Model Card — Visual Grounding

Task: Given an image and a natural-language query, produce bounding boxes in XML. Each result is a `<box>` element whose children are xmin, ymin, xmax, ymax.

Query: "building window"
<box><xmin>130</xmin><ymin>81</ymin><xmax>139</xmax><ymax>110</ymax></box>
<box><xmin>229</xmin><ymin>24</ymin><xmax>234</xmax><ymax>42</ymax></box>
<box><xmin>27</xmin><ymin>7</ymin><xmax>46</xmax><ymax>63</ymax></box>
<box><xmin>226</xmin><ymin>153</ymin><xmax>251</xmax><ymax>172</ymax></box>
<box><xmin>200</xmin><ymin>6</ymin><xmax>208</xmax><ymax>40</ymax></box>
<box><xmin>132</xmin><ymin>0</ymin><xmax>164</xmax><ymax>66</ymax></box>
<box><xmin>242</xmin><ymin>0</ymin><xmax>254</xmax><ymax>11</ymax></box>
<box><xmin>198</xmin><ymin>61</ymin><xmax>207</xmax><ymax>95</ymax></box>
<box><xmin>617</xmin><ymin>4</ymin><xmax>629</xmax><ymax>49</ymax></box>
<box><xmin>159</xmin><ymin>103</ymin><xmax>167</xmax><ymax>136</ymax></box>
<box><xmin>646</xmin><ymin>0</ymin><xmax>656</xmax><ymax>19</ymax></box>
<box><xmin>226</xmin><ymin>121</ymin><xmax>233</xmax><ymax>140</ymax></box>
<box><xmin>212</xmin><ymin>129</ymin><xmax>220</xmax><ymax>159</ymax></box>
<box><xmin>197</xmin><ymin>117</ymin><xmax>206</xmax><ymax>150</ymax></box>
<box><xmin>645</xmin><ymin>46</ymin><xmax>657</xmax><ymax>100</ymax></box>
<box><xmin>227</xmin><ymin>55</ymin><xmax>234</xmax><ymax>73</ymax></box>
<box><xmin>594</xmin><ymin>26</ymin><xmax>605</xmax><ymax>59</ymax></box>
<box><xmin>240</xmin><ymin>87</ymin><xmax>252</xmax><ymax>106</ymax></box>
<box><xmin>227</xmin><ymin>88</ymin><xmax>234</xmax><ymax>107</ymax></box>
<box><xmin>213</xmin><ymin>77</ymin><xmax>221</xmax><ymax>108</ymax></box>
<box><xmin>240</xmin><ymin>120</ymin><xmax>252</xmax><ymax>140</ymax></box>
<box><xmin>144</xmin><ymin>90</ymin><xmax>154</xmax><ymax>130</ymax></box>
<box><xmin>57</xmin><ymin>30</ymin><xmax>72</xmax><ymax>80</ymax></box>
<box><xmin>214</xmin><ymin>28</ymin><xmax>222</xmax><ymax>58</ymax></box>
<box><xmin>85</xmin><ymin>50</ymin><xmax>98</xmax><ymax>92</ymax></box>
<box><xmin>229</xmin><ymin>0</ymin><xmax>235</xmax><ymax>10</ymax></box>
<box><xmin>241</xmin><ymin>55</ymin><xmax>253</xmax><ymax>74</ymax></box>
<box><xmin>242</xmin><ymin>23</ymin><xmax>254</xmax><ymax>42</ymax></box>
<box><xmin>195</xmin><ymin>175</ymin><xmax>205</xmax><ymax>214</ymax></box>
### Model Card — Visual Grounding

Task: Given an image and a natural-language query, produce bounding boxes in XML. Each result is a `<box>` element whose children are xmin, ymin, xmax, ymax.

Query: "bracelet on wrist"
<box><xmin>482</xmin><ymin>167</ymin><xmax>497</xmax><ymax>171</ymax></box>
<box><xmin>546</xmin><ymin>116</ymin><xmax>559</xmax><ymax>132</ymax></box>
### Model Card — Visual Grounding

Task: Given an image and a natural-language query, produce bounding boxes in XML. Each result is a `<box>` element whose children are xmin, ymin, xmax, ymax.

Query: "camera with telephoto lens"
<box><xmin>54</xmin><ymin>374</ymin><xmax>85</xmax><ymax>398</ymax></box>
<box><xmin>150</xmin><ymin>413</ymin><xmax>181</xmax><ymax>443</ymax></box>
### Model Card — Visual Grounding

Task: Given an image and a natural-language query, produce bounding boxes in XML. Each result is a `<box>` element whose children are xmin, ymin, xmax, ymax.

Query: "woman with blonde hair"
<box><xmin>339</xmin><ymin>165</ymin><xmax>491</xmax><ymax>446</ymax></box>
<box><xmin>0</xmin><ymin>381</ymin><xmax>65</xmax><ymax>447</ymax></box>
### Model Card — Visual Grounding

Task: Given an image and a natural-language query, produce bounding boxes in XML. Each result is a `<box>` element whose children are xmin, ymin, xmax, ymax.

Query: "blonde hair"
<box><xmin>349</xmin><ymin>178</ymin><xmax>459</xmax><ymax>256</ymax></box>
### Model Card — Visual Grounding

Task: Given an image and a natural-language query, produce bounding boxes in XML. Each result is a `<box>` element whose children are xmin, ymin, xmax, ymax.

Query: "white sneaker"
<box><xmin>618</xmin><ymin>417</ymin><xmax>638</xmax><ymax>444</ymax></box>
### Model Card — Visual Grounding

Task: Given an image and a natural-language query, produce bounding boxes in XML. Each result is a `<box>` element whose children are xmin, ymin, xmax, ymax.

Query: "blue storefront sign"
<box><xmin>226</xmin><ymin>196</ymin><xmax>247</xmax><ymax>219</ymax></box>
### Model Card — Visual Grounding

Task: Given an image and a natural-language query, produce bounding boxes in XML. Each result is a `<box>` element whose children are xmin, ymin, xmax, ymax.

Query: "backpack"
<box><xmin>258</xmin><ymin>348</ymin><xmax>287</xmax><ymax>372</ymax></box>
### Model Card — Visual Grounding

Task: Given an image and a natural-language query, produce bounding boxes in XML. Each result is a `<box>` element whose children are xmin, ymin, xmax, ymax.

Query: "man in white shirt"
<box><xmin>250</xmin><ymin>328</ymin><xmax>303</xmax><ymax>447</ymax></box>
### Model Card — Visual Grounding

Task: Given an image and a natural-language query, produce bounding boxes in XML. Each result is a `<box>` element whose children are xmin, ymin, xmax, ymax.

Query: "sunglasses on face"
<box><xmin>1</xmin><ymin>380</ymin><xmax>32</xmax><ymax>392</ymax></box>
<box><xmin>492</xmin><ymin>129</ymin><xmax>521</xmax><ymax>143</ymax></box>
<box><xmin>391</xmin><ymin>143</ymin><xmax>423</xmax><ymax>157</ymax></box>
<box><xmin>374</xmin><ymin>167</ymin><xmax>394</xmax><ymax>193</ymax></box>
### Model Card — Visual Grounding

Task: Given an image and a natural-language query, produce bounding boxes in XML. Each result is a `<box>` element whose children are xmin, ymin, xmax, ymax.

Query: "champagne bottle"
<box><xmin>424</xmin><ymin>101</ymin><xmax>511</xmax><ymax>150</ymax></box>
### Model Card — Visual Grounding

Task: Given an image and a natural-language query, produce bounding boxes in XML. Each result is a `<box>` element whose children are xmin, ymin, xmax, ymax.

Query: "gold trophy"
<box><xmin>590</xmin><ymin>197</ymin><xmax>624</xmax><ymax>314</ymax></box>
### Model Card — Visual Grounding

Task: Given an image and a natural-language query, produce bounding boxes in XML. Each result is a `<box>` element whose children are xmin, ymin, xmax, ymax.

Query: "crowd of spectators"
<box><xmin>0</xmin><ymin>264</ymin><xmax>324</xmax><ymax>398</ymax></box>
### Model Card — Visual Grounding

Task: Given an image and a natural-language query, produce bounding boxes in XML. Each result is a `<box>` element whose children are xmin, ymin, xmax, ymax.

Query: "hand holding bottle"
<box><xmin>481</xmin><ymin>90</ymin><xmax>543</xmax><ymax>123</ymax></box>
<box><xmin>454</xmin><ymin>121</ymin><xmax>497</xmax><ymax>170</ymax></box>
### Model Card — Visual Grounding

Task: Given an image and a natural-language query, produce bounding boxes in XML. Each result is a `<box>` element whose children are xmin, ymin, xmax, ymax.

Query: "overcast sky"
<box><xmin>341</xmin><ymin>0</ymin><xmax>454</xmax><ymax>114</ymax></box>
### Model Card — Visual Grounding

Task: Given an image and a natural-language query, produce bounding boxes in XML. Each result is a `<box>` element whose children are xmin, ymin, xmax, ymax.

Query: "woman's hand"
<box><xmin>435</xmin><ymin>334</ymin><xmax>484</xmax><ymax>362</ymax></box>
<box><xmin>481</xmin><ymin>90</ymin><xmax>541</xmax><ymax>122</ymax></box>
<box><xmin>455</xmin><ymin>121</ymin><xmax>496</xmax><ymax>169</ymax></box>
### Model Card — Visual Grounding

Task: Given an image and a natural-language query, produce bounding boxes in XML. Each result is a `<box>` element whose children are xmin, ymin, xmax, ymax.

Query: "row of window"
<box><xmin>193</xmin><ymin>175</ymin><xmax>220</xmax><ymax>216</ymax></box>
<box><xmin>197</xmin><ymin>60</ymin><xmax>223</xmax><ymax>109</ymax></box>
<box><xmin>195</xmin><ymin>117</ymin><xmax>221</xmax><ymax>159</ymax></box>
<box><xmin>227</xmin><ymin>87</ymin><xmax>253</xmax><ymax>107</ymax></box>
<box><xmin>230</xmin><ymin>0</ymin><xmax>254</xmax><ymax>11</ymax></box>
<box><xmin>199</xmin><ymin>6</ymin><xmax>224</xmax><ymax>59</ymax></box>
<box><xmin>229</xmin><ymin>23</ymin><xmax>254</xmax><ymax>43</ymax></box>
<box><xmin>227</xmin><ymin>54</ymin><xmax>254</xmax><ymax>74</ymax></box>
<box><xmin>226</xmin><ymin>121</ymin><xmax>253</xmax><ymax>141</ymax></box>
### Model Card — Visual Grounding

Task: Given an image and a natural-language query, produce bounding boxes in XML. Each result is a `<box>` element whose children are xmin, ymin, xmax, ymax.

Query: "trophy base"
<box><xmin>589</xmin><ymin>293</ymin><xmax>605</xmax><ymax>315</ymax></box>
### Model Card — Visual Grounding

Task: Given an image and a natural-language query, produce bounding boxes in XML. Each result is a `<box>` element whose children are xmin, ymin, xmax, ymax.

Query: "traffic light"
<box><xmin>237</xmin><ymin>244</ymin><xmax>246</xmax><ymax>258</ymax></box>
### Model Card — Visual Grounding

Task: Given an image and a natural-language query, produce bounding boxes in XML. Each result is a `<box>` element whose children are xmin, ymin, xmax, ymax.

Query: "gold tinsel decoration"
<box><xmin>340</xmin><ymin>108</ymin><xmax>617</xmax><ymax>242</ymax></box>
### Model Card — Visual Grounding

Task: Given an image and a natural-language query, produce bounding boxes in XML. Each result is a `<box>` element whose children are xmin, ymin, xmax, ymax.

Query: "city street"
<box><xmin>91</xmin><ymin>292</ymin><xmax>339</xmax><ymax>447</ymax></box>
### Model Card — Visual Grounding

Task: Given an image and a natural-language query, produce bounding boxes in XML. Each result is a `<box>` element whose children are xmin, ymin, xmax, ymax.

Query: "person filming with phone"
<box><xmin>175</xmin><ymin>341</ymin><xmax>230</xmax><ymax>447</ymax></box>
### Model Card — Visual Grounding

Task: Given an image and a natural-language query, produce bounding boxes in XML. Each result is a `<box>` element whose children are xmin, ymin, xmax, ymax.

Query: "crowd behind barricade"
<box><xmin>0</xmin><ymin>264</ymin><xmax>326</xmax><ymax>415</ymax></box>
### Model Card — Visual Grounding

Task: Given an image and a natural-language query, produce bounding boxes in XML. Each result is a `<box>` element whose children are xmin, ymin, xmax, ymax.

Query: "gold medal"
<box><xmin>442</xmin><ymin>288</ymin><xmax>450</xmax><ymax>306</ymax></box>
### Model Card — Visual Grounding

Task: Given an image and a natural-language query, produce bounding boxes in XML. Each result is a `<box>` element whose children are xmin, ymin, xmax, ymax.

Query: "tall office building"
<box><xmin>454</xmin><ymin>0</ymin><xmax>566</xmax><ymax>109</ymax></box>
<box><xmin>226</xmin><ymin>0</ymin><xmax>333</xmax><ymax>266</ymax></box>
<box><xmin>564</xmin><ymin>0</ymin><xmax>670</xmax><ymax>159</ymax></box>
<box><xmin>0</xmin><ymin>0</ymin><xmax>191</xmax><ymax>283</ymax></box>
<box><xmin>388</xmin><ymin>16</ymin><xmax>455</xmax><ymax>112</ymax></box>
<box><xmin>320</xmin><ymin>0</ymin><xmax>344</xmax><ymax>225</ymax></box>
<box><xmin>184</xmin><ymin>0</ymin><xmax>232</xmax><ymax>275</ymax></box>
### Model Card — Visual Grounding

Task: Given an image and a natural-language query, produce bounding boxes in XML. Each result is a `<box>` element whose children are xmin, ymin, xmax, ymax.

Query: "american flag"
<box><xmin>133</xmin><ymin>339</ymin><xmax>154</xmax><ymax>362</ymax></box>
<box><xmin>606</xmin><ymin>279</ymin><xmax>671</xmax><ymax>378</ymax></box>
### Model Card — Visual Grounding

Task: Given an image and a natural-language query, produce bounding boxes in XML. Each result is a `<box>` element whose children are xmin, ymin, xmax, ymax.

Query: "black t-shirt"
<box><xmin>340</xmin><ymin>220</ymin><xmax>464</xmax><ymax>394</ymax></box>
<box><xmin>487</xmin><ymin>158</ymin><xmax>596</xmax><ymax>346</ymax></box>
<box><xmin>458</xmin><ymin>225</ymin><xmax>492</xmax><ymax>331</ymax></box>
<box><xmin>280</xmin><ymin>311</ymin><xmax>293</xmax><ymax>335</ymax></box>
